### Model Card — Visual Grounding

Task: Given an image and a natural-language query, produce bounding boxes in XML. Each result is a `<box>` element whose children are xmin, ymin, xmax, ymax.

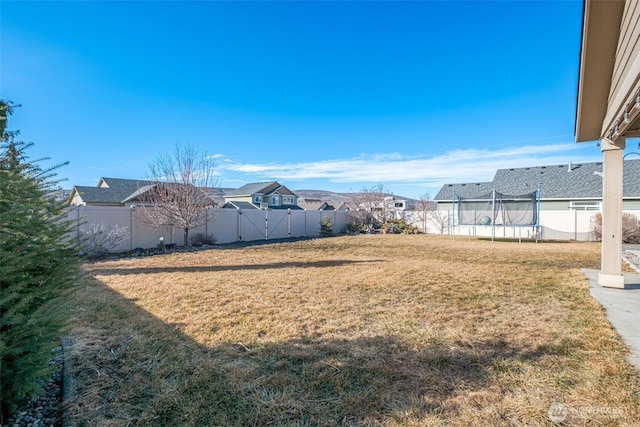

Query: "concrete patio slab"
<box><xmin>582</xmin><ymin>268</ymin><xmax>640</xmax><ymax>371</ymax></box>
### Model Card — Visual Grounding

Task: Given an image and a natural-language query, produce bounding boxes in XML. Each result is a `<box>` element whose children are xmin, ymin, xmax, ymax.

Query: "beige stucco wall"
<box><xmin>425</xmin><ymin>210</ymin><xmax>640</xmax><ymax>241</ymax></box>
<box><xmin>439</xmin><ymin>199</ymin><xmax>640</xmax><ymax>211</ymax></box>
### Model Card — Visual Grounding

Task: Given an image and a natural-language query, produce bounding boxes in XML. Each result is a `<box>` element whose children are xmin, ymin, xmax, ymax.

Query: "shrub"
<box><xmin>81</xmin><ymin>223</ymin><xmax>130</xmax><ymax>257</ymax></box>
<box><xmin>592</xmin><ymin>212</ymin><xmax>640</xmax><ymax>243</ymax></box>
<box><xmin>346</xmin><ymin>210</ymin><xmax>381</xmax><ymax>234</ymax></box>
<box><xmin>190</xmin><ymin>232</ymin><xmax>216</xmax><ymax>246</ymax></box>
<box><xmin>0</xmin><ymin>101</ymin><xmax>80</xmax><ymax>421</ymax></box>
<box><xmin>382</xmin><ymin>219</ymin><xmax>421</xmax><ymax>235</ymax></box>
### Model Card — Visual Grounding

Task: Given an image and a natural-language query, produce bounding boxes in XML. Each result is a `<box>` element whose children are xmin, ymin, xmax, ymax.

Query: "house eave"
<box><xmin>575</xmin><ymin>0</ymin><xmax>625</xmax><ymax>142</ymax></box>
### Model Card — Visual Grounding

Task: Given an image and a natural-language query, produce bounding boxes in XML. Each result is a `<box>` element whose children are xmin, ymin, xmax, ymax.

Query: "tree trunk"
<box><xmin>184</xmin><ymin>227</ymin><xmax>189</xmax><ymax>246</ymax></box>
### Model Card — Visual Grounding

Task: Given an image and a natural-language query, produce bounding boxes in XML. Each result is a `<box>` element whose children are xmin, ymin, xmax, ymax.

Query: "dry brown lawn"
<box><xmin>65</xmin><ymin>235</ymin><xmax>640</xmax><ymax>426</ymax></box>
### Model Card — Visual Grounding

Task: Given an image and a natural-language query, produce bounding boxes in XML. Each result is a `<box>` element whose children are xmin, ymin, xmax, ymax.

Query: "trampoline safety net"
<box><xmin>455</xmin><ymin>191</ymin><xmax>538</xmax><ymax>226</ymax></box>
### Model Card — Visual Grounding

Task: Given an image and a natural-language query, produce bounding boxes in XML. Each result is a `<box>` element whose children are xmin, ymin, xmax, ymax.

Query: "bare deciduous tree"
<box><xmin>405</xmin><ymin>193</ymin><xmax>450</xmax><ymax>234</ymax></box>
<box><xmin>140</xmin><ymin>144</ymin><xmax>218</xmax><ymax>246</ymax></box>
<box><xmin>414</xmin><ymin>193</ymin><xmax>435</xmax><ymax>233</ymax></box>
<box><xmin>592</xmin><ymin>212</ymin><xmax>640</xmax><ymax>243</ymax></box>
<box><xmin>347</xmin><ymin>184</ymin><xmax>390</xmax><ymax>232</ymax></box>
<box><xmin>81</xmin><ymin>223</ymin><xmax>130</xmax><ymax>256</ymax></box>
<box><xmin>429</xmin><ymin>209</ymin><xmax>451</xmax><ymax>234</ymax></box>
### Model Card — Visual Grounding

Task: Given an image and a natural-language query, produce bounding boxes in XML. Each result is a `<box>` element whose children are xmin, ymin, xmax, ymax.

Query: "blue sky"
<box><xmin>0</xmin><ymin>0</ymin><xmax>623</xmax><ymax>198</ymax></box>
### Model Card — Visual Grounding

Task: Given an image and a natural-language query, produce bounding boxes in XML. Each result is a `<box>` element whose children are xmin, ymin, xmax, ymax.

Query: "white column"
<box><xmin>599</xmin><ymin>137</ymin><xmax>625</xmax><ymax>288</ymax></box>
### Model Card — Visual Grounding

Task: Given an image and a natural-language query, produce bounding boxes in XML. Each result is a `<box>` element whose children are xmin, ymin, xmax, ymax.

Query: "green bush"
<box><xmin>0</xmin><ymin>101</ymin><xmax>80</xmax><ymax>421</ymax></box>
<box><xmin>382</xmin><ymin>219</ymin><xmax>421</xmax><ymax>234</ymax></box>
<box><xmin>319</xmin><ymin>215</ymin><xmax>335</xmax><ymax>237</ymax></box>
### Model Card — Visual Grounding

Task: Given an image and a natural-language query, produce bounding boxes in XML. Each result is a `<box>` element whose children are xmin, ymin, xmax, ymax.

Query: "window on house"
<box><xmin>254</xmin><ymin>196</ymin><xmax>262</xmax><ymax>203</ymax></box>
<box><xmin>394</xmin><ymin>202</ymin><xmax>404</xmax><ymax>208</ymax></box>
<box><xmin>283</xmin><ymin>196</ymin><xmax>294</xmax><ymax>204</ymax></box>
<box><xmin>570</xmin><ymin>201</ymin><xmax>600</xmax><ymax>211</ymax></box>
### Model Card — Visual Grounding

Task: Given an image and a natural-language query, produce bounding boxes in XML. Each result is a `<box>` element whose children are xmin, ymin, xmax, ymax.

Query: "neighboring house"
<box><xmin>297</xmin><ymin>198</ymin><xmax>335</xmax><ymax>211</ymax></box>
<box><xmin>434</xmin><ymin>159</ymin><xmax>640</xmax><ymax>212</ymax></box>
<box><xmin>334</xmin><ymin>202</ymin><xmax>351</xmax><ymax>212</ymax></box>
<box><xmin>223</xmin><ymin>181</ymin><xmax>303</xmax><ymax>210</ymax></box>
<box><xmin>68</xmin><ymin>177</ymin><xmax>156</xmax><ymax>206</ymax></box>
<box><xmin>68</xmin><ymin>177</ymin><xmax>217</xmax><ymax>207</ymax></box>
<box><xmin>384</xmin><ymin>197</ymin><xmax>411</xmax><ymax>218</ymax></box>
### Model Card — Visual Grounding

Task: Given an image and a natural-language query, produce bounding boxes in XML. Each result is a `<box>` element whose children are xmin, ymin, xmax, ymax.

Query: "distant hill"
<box><xmin>293</xmin><ymin>189</ymin><xmax>354</xmax><ymax>206</ymax></box>
<box><xmin>294</xmin><ymin>189</ymin><xmax>419</xmax><ymax>207</ymax></box>
<box><xmin>211</xmin><ymin>187</ymin><xmax>418</xmax><ymax>209</ymax></box>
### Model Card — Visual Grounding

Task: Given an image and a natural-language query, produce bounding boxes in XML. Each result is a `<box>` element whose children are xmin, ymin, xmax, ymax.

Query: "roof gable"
<box><xmin>94</xmin><ymin>177</ymin><xmax>156</xmax><ymax>203</ymax></box>
<box><xmin>225</xmin><ymin>181</ymin><xmax>298</xmax><ymax>198</ymax></box>
<box><xmin>298</xmin><ymin>199</ymin><xmax>330</xmax><ymax>210</ymax></box>
<box><xmin>273</xmin><ymin>186</ymin><xmax>296</xmax><ymax>196</ymax></box>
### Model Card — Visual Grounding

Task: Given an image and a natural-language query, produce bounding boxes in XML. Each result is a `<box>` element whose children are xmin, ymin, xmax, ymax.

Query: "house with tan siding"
<box><xmin>223</xmin><ymin>181</ymin><xmax>302</xmax><ymax>210</ymax></box>
<box><xmin>576</xmin><ymin>0</ymin><xmax>640</xmax><ymax>287</ymax></box>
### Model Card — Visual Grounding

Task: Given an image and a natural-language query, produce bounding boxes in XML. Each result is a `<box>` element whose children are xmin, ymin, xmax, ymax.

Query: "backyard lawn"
<box><xmin>65</xmin><ymin>235</ymin><xmax>640</xmax><ymax>426</ymax></box>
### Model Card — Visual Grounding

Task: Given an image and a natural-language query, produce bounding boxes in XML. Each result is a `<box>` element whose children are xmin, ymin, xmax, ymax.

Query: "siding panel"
<box><xmin>623</xmin><ymin>200</ymin><xmax>640</xmax><ymax>210</ymax></box>
<box><xmin>604</xmin><ymin>0</ymin><xmax>640</xmax><ymax>133</ymax></box>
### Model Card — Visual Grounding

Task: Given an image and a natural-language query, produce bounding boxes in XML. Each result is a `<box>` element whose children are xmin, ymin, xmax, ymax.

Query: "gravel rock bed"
<box><xmin>624</xmin><ymin>251</ymin><xmax>640</xmax><ymax>272</ymax></box>
<box><xmin>5</xmin><ymin>353</ymin><xmax>63</xmax><ymax>427</ymax></box>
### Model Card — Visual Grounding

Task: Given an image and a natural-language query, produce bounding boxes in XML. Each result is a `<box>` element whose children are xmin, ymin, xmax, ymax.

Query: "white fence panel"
<box><xmin>267</xmin><ymin>210</ymin><xmax>291</xmax><ymax>239</ymax></box>
<box><xmin>538</xmin><ymin>211</ymin><xmax>595</xmax><ymax>241</ymax></box>
<box><xmin>403</xmin><ymin>210</ymin><xmax>452</xmax><ymax>234</ymax></box>
<box><xmin>304</xmin><ymin>211</ymin><xmax>323</xmax><ymax>236</ymax></box>
<box><xmin>65</xmin><ymin>205</ymin><xmax>350</xmax><ymax>253</ymax></box>
<box><xmin>239</xmin><ymin>209</ymin><xmax>268</xmax><ymax>242</ymax></box>
<box><xmin>132</xmin><ymin>210</ymin><xmax>177</xmax><ymax>248</ymax></box>
<box><xmin>206</xmin><ymin>208</ymin><xmax>239</xmax><ymax>244</ymax></box>
<box><xmin>327</xmin><ymin>210</ymin><xmax>348</xmax><ymax>234</ymax></box>
<box><xmin>290</xmin><ymin>211</ymin><xmax>307</xmax><ymax>237</ymax></box>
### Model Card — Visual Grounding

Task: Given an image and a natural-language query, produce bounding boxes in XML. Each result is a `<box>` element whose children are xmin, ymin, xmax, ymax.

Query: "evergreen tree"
<box><xmin>319</xmin><ymin>215</ymin><xmax>335</xmax><ymax>237</ymax></box>
<box><xmin>0</xmin><ymin>100</ymin><xmax>80</xmax><ymax>421</ymax></box>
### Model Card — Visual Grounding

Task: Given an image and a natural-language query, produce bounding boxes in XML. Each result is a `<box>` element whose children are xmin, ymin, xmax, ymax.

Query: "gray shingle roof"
<box><xmin>99</xmin><ymin>178</ymin><xmax>156</xmax><ymax>202</ymax></box>
<box><xmin>121</xmin><ymin>184</ymin><xmax>158</xmax><ymax>203</ymax></box>
<box><xmin>434</xmin><ymin>159</ymin><xmax>640</xmax><ymax>201</ymax></box>
<box><xmin>434</xmin><ymin>182</ymin><xmax>494</xmax><ymax>201</ymax></box>
<box><xmin>70</xmin><ymin>186</ymin><xmax>113</xmax><ymax>204</ymax></box>
<box><xmin>493</xmin><ymin>162</ymin><xmax>603</xmax><ymax>198</ymax></box>
<box><xmin>297</xmin><ymin>199</ymin><xmax>330</xmax><ymax>210</ymax></box>
<box><xmin>71</xmin><ymin>178</ymin><xmax>156</xmax><ymax>205</ymax></box>
<box><xmin>225</xmin><ymin>181</ymin><xmax>298</xmax><ymax>198</ymax></box>
<box><xmin>225</xmin><ymin>181</ymin><xmax>280</xmax><ymax>197</ymax></box>
<box><xmin>270</xmin><ymin>205</ymin><xmax>304</xmax><ymax>210</ymax></box>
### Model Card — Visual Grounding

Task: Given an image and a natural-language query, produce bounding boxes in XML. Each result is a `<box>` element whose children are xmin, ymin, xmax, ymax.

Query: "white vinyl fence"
<box><xmin>67</xmin><ymin>206</ymin><xmax>348</xmax><ymax>253</ymax></box>
<box><xmin>407</xmin><ymin>209</ymin><xmax>640</xmax><ymax>242</ymax></box>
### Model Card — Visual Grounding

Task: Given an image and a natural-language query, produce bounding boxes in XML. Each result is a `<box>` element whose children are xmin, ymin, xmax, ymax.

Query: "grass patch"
<box><xmin>65</xmin><ymin>235</ymin><xmax>640</xmax><ymax>426</ymax></box>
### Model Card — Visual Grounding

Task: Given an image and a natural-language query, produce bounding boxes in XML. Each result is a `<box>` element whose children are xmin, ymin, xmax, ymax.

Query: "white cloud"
<box><xmin>218</xmin><ymin>143</ymin><xmax>602</xmax><ymax>191</ymax></box>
